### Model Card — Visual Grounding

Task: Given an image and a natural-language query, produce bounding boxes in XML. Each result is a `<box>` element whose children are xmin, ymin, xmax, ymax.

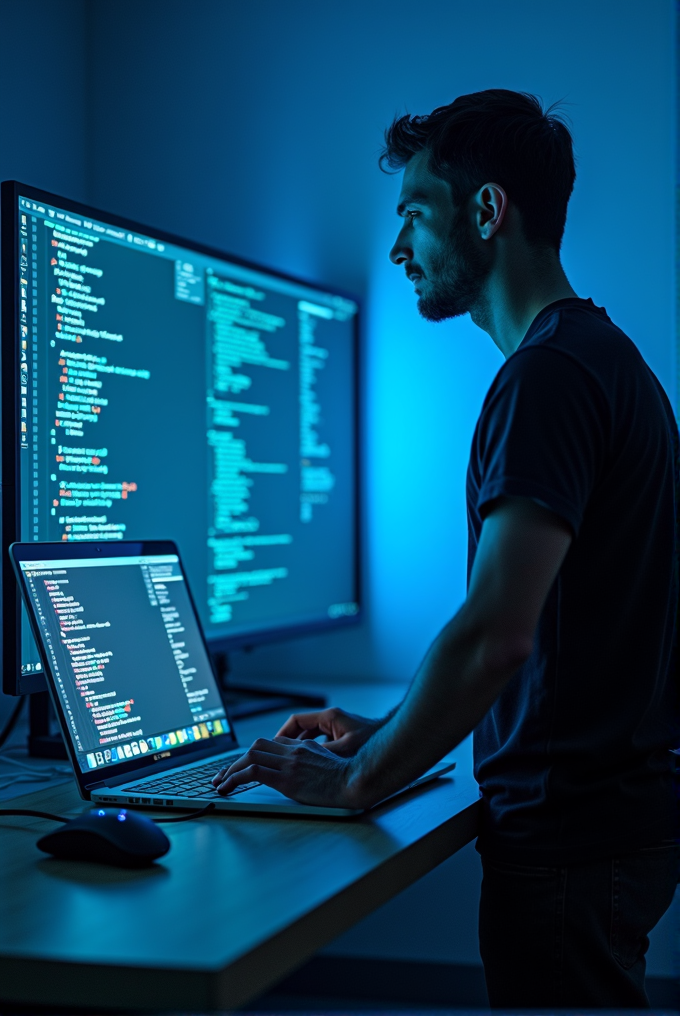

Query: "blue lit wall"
<box><xmin>0</xmin><ymin>1</ymin><xmax>88</xmax><ymax>200</ymax></box>
<box><xmin>82</xmin><ymin>0</ymin><xmax>675</xmax><ymax>683</ymax></box>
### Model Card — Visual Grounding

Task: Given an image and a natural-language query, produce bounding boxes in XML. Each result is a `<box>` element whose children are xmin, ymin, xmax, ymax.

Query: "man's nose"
<box><xmin>389</xmin><ymin>226</ymin><xmax>412</xmax><ymax>265</ymax></box>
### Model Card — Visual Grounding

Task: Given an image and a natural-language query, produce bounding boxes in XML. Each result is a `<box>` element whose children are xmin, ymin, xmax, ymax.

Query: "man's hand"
<box><xmin>211</xmin><ymin>736</ymin><xmax>358</xmax><ymax>808</ymax></box>
<box><xmin>275</xmin><ymin>707</ymin><xmax>381</xmax><ymax>757</ymax></box>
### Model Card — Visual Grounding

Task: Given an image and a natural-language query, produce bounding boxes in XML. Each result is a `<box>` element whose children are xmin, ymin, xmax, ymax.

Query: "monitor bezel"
<box><xmin>10</xmin><ymin>538</ymin><xmax>241</xmax><ymax>798</ymax></box>
<box><xmin>1</xmin><ymin>179</ymin><xmax>362</xmax><ymax>696</ymax></box>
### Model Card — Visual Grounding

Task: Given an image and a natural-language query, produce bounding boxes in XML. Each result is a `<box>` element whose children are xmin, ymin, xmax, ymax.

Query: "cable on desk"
<box><xmin>0</xmin><ymin>803</ymin><xmax>217</xmax><ymax>824</ymax></box>
<box><xmin>0</xmin><ymin>808</ymin><xmax>69</xmax><ymax>822</ymax></box>
<box><xmin>0</xmin><ymin>696</ymin><xmax>26</xmax><ymax>750</ymax></box>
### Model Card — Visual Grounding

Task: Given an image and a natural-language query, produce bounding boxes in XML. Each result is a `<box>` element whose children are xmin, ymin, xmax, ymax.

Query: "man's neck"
<box><xmin>470</xmin><ymin>247</ymin><xmax>578</xmax><ymax>359</ymax></box>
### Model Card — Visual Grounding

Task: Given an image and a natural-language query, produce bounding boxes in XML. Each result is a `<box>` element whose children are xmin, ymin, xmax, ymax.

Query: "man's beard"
<box><xmin>416</xmin><ymin>211</ymin><xmax>490</xmax><ymax>322</ymax></box>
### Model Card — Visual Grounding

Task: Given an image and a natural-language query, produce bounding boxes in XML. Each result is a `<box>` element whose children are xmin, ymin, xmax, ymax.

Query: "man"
<box><xmin>214</xmin><ymin>90</ymin><xmax>678</xmax><ymax>1009</ymax></box>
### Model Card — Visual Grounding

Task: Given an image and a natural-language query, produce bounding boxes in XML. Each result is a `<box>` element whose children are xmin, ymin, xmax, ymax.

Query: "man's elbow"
<box><xmin>477</xmin><ymin>632</ymin><xmax>533</xmax><ymax>682</ymax></box>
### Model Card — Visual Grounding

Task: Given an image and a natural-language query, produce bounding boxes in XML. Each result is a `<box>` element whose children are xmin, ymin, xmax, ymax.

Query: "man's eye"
<box><xmin>406</xmin><ymin>210</ymin><xmax>419</xmax><ymax>222</ymax></box>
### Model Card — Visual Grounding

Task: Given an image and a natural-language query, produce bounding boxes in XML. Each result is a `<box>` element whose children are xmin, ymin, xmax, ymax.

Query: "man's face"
<box><xmin>389</xmin><ymin>150</ymin><xmax>490</xmax><ymax>321</ymax></box>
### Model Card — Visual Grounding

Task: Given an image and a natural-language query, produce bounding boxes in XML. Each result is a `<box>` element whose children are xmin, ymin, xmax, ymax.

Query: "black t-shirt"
<box><xmin>468</xmin><ymin>298</ymin><xmax>679</xmax><ymax>864</ymax></box>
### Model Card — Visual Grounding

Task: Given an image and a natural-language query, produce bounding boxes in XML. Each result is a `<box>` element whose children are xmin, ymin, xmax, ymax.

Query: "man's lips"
<box><xmin>408</xmin><ymin>273</ymin><xmax>425</xmax><ymax>295</ymax></box>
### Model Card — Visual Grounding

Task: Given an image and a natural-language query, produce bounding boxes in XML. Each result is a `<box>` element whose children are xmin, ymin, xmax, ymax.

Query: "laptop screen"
<box><xmin>18</xmin><ymin>551</ymin><xmax>233</xmax><ymax>775</ymax></box>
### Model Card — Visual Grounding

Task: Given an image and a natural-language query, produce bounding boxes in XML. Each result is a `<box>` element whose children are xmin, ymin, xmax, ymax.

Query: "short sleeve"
<box><xmin>474</xmin><ymin>348</ymin><xmax>609</xmax><ymax>535</ymax></box>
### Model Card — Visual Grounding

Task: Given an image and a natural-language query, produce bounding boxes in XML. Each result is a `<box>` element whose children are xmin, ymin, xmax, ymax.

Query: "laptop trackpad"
<box><xmin>236</xmin><ymin>784</ymin><xmax>304</xmax><ymax>804</ymax></box>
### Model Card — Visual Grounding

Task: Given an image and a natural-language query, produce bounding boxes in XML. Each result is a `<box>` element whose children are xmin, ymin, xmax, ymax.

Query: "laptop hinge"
<box><xmin>84</xmin><ymin>741</ymin><xmax>235</xmax><ymax>793</ymax></box>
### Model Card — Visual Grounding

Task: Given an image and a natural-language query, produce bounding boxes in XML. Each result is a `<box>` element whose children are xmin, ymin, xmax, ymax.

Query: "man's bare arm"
<box><xmin>213</xmin><ymin>497</ymin><xmax>572</xmax><ymax>806</ymax></box>
<box><xmin>344</xmin><ymin>497</ymin><xmax>572</xmax><ymax>806</ymax></box>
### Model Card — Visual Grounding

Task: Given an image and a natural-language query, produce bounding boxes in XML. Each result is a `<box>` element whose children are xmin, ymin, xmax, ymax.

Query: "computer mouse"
<box><xmin>36</xmin><ymin>808</ymin><xmax>170</xmax><ymax>868</ymax></box>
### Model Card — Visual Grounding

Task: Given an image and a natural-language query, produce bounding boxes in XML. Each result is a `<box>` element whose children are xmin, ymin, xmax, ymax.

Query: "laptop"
<box><xmin>11</xmin><ymin>540</ymin><xmax>455</xmax><ymax>817</ymax></box>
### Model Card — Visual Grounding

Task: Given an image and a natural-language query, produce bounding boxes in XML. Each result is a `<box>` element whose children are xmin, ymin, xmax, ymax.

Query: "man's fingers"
<box><xmin>324</xmin><ymin>735</ymin><xmax>356</xmax><ymax>757</ymax></box>
<box><xmin>275</xmin><ymin>717</ymin><xmax>305</xmax><ymax>738</ymax></box>
<box><xmin>272</xmin><ymin>732</ymin><xmax>319</xmax><ymax>745</ymax></box>
<box><xmin>216</xmin><ymin>763</ymin><xmax>286</xmax><ymax>796</ymax></box>
<box><xmin>232</xmin><ymin>748</ymin><xmax>286</xmax><ymax>770</ymax></box>
<box><xmin>212</xmin><ymin>753</ymin><xmax>246</xmax><ymax>785</ymax></box>
<box><xmin>244</xmin><ymin>737</ymin><xmax>293</xmax><ymax>756</ymax></box>
<box><xmin>276</xmin><ymin>710</ymin><xmax>325</xmax><ymax>738</ymax></box>
<box><xmin>215</xmin><ymin>744</ymin><xmax>290</xmax><ymax>793</ymax></box>
<box><xmin>224</xmin><ymin>740</ymin><xmax>290</xmax><ymax>773</ymax></box>
<box><xmin>212</xmin><ymin>740</ymin><xmax>290</xmax><ymax>785</ymax></box>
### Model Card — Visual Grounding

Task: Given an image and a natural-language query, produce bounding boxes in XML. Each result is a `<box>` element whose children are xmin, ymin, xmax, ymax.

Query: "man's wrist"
<box><xmin>343</xmin><ymin>755</ymin><xmax>374</xmax><ymax>810</ymax></box>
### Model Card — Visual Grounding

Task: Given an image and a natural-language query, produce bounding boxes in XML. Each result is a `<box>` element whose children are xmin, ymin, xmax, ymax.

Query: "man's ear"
<box><xmin>473</xmin><ymin>183</ymin><xmax>508</xmax><ymax>240</ymax></box>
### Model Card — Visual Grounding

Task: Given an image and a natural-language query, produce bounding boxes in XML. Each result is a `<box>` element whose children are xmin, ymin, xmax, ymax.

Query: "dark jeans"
<box><xmin>479</xmin><ymin>842</ymin><xmax>678</xmax><ymax>1009</ymax></box>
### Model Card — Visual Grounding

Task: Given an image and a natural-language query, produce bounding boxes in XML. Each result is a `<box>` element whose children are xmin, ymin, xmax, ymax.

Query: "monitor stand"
<box><xmin>211</xmin><ymin>651</ymin><xmax>326</xmax><ymax>720</ymax></box>
<box><xmin>28</xmin><ymin>691</ymin><xmax>68</xmax><ymax>759</ymax></box>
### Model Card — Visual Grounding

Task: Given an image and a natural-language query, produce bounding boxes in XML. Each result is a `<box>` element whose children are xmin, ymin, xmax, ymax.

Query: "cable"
<box><xmin>0</xmin><ymin>809</ymin><xmax>69</xmax><ymax>822</ymax></box>
<box><xmin>0</xmin><ymin>803</ymin><xmax>217</xmax><ymax>824</ymax></box>
<box><xmin>0</xmin><ymin>696</ymin><xmax>26</xmax><ymax>751</ymax></box>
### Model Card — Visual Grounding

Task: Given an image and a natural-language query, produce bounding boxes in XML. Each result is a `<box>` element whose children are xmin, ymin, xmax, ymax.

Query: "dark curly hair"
<box><xmin>380</xmin><ymin>89</ymin><xmax>576</xmax><ymax>252</ymax></box>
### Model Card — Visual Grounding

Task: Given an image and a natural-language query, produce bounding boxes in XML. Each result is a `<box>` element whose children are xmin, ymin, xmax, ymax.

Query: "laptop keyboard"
<box><xmin>125</xmin><ymin>761</ymin><xmax>261</xmax><ymax>799</ymax></box>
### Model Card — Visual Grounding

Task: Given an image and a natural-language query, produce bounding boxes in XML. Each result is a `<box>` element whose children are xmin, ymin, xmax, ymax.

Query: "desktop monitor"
<box><xmin>1</xmin><ymin>181</ymin><xmax>360</xmax><ymax>698</ymax></box>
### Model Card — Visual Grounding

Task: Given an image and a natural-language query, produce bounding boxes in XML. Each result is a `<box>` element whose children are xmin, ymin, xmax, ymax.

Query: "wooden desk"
<box><xmin>0</xmin><ymin>683</ymin><xmax>480</xmax><ymax>1012</ymax></box>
